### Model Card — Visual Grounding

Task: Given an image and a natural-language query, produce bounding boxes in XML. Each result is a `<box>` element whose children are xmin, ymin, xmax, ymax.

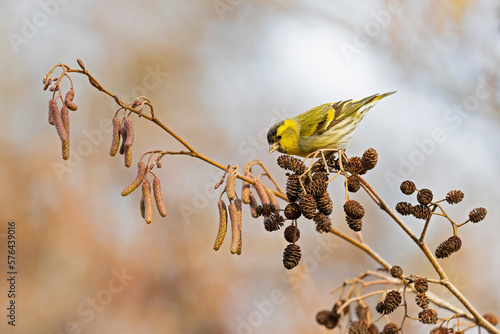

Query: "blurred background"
<box><xmin>0</xmin><ymin>0</ymin><xmax>499</xmax><ymax>333</ymax></box>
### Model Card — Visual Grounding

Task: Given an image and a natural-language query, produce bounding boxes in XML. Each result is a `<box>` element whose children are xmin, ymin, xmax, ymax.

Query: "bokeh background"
<box><xmin>0</xmin><ymin>1</ymin><xmax>499</xmax><ymax>333</ymax></box>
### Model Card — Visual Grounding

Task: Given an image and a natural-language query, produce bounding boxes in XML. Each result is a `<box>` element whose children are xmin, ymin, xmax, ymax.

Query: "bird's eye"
<box><xmin>276</xmin><ymin>135</ymin><xmax>282</xmax><ymax>141</ymax></box>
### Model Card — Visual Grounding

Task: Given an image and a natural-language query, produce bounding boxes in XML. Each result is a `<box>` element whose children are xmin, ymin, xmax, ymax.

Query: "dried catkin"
<box><xmin>229</xmin><ymin>202</ymin><xmax>241</xmax><ymax>254</ymax></box>
<box><xmin>119</xmin><ymin>126</ymin><xmax>127</xmax><ymax>155</ymax></box>
<box><xmin>213</xmin><ymin>200</ymin><xmax>228</xmax><ymax>251</ymax></box>
<box><xmin>109</xmin><ymin>117</ymin><xmax>121</xmax><ymax>156</ymax></box>
<box><xmin>142</xmin><ymin>179</ymin><xmax>153</xmax><ymax>224</ymax></box>
<box><xmin>153</xmin><ymin>177</ymin><xmax>167</xmax><ymax>217</ymax></box>
<box><xmin>121</xmin><ymin>162</ymin><xmax>147</xmax><ymax>196</ymax></box>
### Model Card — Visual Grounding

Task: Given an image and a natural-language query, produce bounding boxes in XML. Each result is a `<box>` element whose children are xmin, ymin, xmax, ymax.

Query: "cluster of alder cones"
<box><xmin>395</xmin><ymin>180</ymin><xmax>487</xmax><ymax>259</ymax></box>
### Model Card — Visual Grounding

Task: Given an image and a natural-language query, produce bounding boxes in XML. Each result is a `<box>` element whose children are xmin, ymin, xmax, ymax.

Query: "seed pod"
<box><xmin>390</xmin><ymin>265</ymin><xmax>403</xmax><ymax>278</ymax></box>
<box><xmin>123</xmin><ymin>117</ymin><xmax>135</xmax><ymax>148</ymax></box>
<box><xmin>241</xmin><ymin>179</ymin><xmax>251</xmax><ymax>204</ymax></box>
<box><xmin>229</xmin><ymin>202</ymin><xmax>241</xmax><ymax>254</ymax></box>
<box><xmin>213</xmin><ymin>200</ymin><xmax>228</xmax><ymax>251</ymax></box>
<box><xmin>418</xmin><ymin>308</ymin><xmax>438</xmax><ymax>324</ymax></box>
<box><xmin>248</xmin><ymin>192</ymin><xmax>259</xmax><ymax>218</ymax></box>
<box><xmin>64</xmin><ymin>89</ymin><xmax>78</xmax><ymax>111</ymax></box>
<box><xmin>346</xmin><ymin>216</ymin><xmax>362</xmax><ymax>232</ymax></box>
<box><xmin>445</xmin><ymin>190</ymin><xmax>464</xmax><ymax>204</ymax></box>
<box><xmin>43</xmin><ymin>77</ymin><xmax>51</xmax><ymax>91</ymax></box>
<box><xmin>153</xmin><ymin>177</ymin><xmax>167</xmax><ymax>217</ymax></box>
<box><xmin>121</xmin><ymin>161</ymin><xmax>147</xmax><ymax>196</ymax></box>
<box><xmin>414</xmin><ymin>278</ymin><xmax>428</xmax><ymax>294</ymax></box>
<box><xmin>415</xmin><ymin>293</ymin><xmax>429</xmax><ymax>309</ymax></box>
<box><xmin>417</xmin><ymin>188</ymin><xmax>433</xmax><ymax>205</ymax></box>
<box><xmin>253</xmin><ymin>179</ymin><xmax>270</xmax><ymax>205</ymax></box>
<box><xmin>308</xmin><ymin>172</ymin><xmax>328</xmax><ymax>197</ymax></box>
<box><xmin>283</xmin><ymin>244</ymin><xmax>301</xmax><ymax>270</ymax></box>
<box><xmin>61</xmin><ymin>105</ymin><xmax>69</xmax><ymax>136</ymax></box>
<box><xmin>50</xmin><ymin>99</ymin><xmax>68</xmax><ymax>141</ymax></box>
<box><xmin>256</xmin><ymin>203</ymin><xmax>277</xmax><ymax>217</ymax></box>
<box><xmin>469</xmin><ymin>207</ymin><xmax>487</xmax><ymax>223</ymax></box>
<box><xmin>284</xmin><ymin>225</ymin><xmax>300</xmax><ymax>243</ymax></box>
<box><xmin>361</xmin><ymin>148</ymin><xmax>378</xmax><ymax>170</ymax></box>
<box><xmin>316</xmin><ymin>192</ymin><xmax>333</xmax><ymax>215</ymax></box>
<box><xmin>265</xmin><ymin>186</ymin><xmax>280</xmax><ymax>211</ymax></box>
<box><xmin>412</xmin><ymin>204</ymin><xmax>431</xmax><ymax>220</ymax></box>
<box><xmin>344</xmin><ymin>200</ymin><xmax>364</xmax><ymax>219</ymax></box>
<box><xmin>348</xmin><ymin>321</ymin><xmax>368</xmax><ymax>334</ymax></box>
<box><xmin>285</xmin><ymin>173</ymin><xmax>303</xmax><ymax>202</ymax></box>
<box><xmin>346</xmin><ymin>156</ymin><xmax>366</xmax><ymax>175</ymax></box>
<box><xmin>300</xmin><ymin>194</ymin><xmax>317</xmax><ymax>220</ymax></box>
<box><xmin>400</xmin><ymin>180</ymin><xmax>416</xmax><ymax>195</ymax></box>
<box><xmin>109</xmin><ymin>117</ymin><xmax>121</xmax><ymax>156</ymax></box>
<box><xmin>381</xmin><ymin>323</ymin><xmax>399</xmax><ymax>334</ymax></box>
<box><xmin>277</xmin><ymin>155</ymin><xmax>306</xmax><ymax>174</ymax></box>
<box><xmin>435</xmin><ymin>235</ymin><xmax>462</xmax><ymax>259</ymax></box>
<box><xmin>142</xmin><ymin>179</ymin><xmax>153</xmax><ymax>224</ymax></box>
<box><xmin>225</xmin><ymin>170</ymin><xmax>236</xmax><ymax>201</ymax></box>
<box><xmin>383</xmin><ymin>290</ymin><xmax>402</xmax><ymax>314</ymax></box>
<box><xmin>314</xmin><ymin>213</ymin><xmax>332</xmax><ymax>233</ymax></box>
<box><xmin>61</xmin><ymin>138</ymin><xmax>70</xmax><ymax>160</ymax></box>
<box><xmin>263</xmin><ymin>213</ymin><xmax>285</xmax><ymax>232</ymax></box>
<box><xmin>346</xmin><ymin>176</ymin><xmax>361</xmax><ymax>193</ymax></box>
<box><xmin>396</xmin><ymin>202</ymin><xmax>413</xmax><ymax>216</ymax></box>
<box><xmin>284</xmin><ymin>203</ymin><xmax>301</xmax><ymax>220</ymax></box>
<box><xmin>124</xmin><ymin>145</ymin><xmax>132</xmax><ymax>167</ymax></box>
<box><xmin>316</xmin><ymin>310</ymin><xmax>339</xmax><ymax>329</ymax></box>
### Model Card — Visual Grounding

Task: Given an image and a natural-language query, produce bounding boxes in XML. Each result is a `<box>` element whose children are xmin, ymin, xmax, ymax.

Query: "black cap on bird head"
<box><xmin>267</xmin><ymin>120</ymin><xmax>284</xmax><ymax>154</ymax></box>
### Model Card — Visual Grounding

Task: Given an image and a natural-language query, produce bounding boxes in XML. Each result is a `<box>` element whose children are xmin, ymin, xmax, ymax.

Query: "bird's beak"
<box><xmin>269</xmin><ymin>143</ymin><xmax>279</xmax><ymax>154</ymax></box>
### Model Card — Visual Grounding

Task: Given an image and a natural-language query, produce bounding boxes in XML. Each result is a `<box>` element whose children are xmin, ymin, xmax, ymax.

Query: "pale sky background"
<box><xmin>0</xmin><ymin>1</ymin><xmax>499</xmax><ymax>333</ymax></box>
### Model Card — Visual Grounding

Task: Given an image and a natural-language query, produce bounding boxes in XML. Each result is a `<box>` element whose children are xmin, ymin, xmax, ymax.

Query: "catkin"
<box><xmin>229</xmin><ymin>202</ymin><xmax>241</xmax><ymax>254</ymax></box>
<box><xmin>213</xmin><ymin>200</ymin><xmax>228</xmax><ymax>251</ymax></box>
<box><xmin>140</xmin><ymin>197</ymin><xmax>145</xmax><ymax>218</ymax></box>
<box><xmin>61</xmin><ymin>138</ymin><xmax>70</xmax><ymax>160</ymax></box>
<box><xmin>153</xmin><ymin>177</ymin><xmax>167</xmax><ymax>217</ymax></box>
<box><xmin>253</xmin><ymin>179</ymin><xmax>270</xmax><ymax>205</ymax></box>
<box><xmin>50</xmin><ymin>99</ymin><xmax>68</xmax><ymax>141</ymax></box>
<box><xmin>61</xmin><ymin>105</ymin><xmax>69</xmax><ymax>136</ymax></box>
<box><xmin>64</xmin><ymin>89</ymin><xmax>78</xmax><ymax>111</ymax></box>
<box><xmin>124</xmin><ymin>146</ymin><xmax>132</xmax><ymax>167</ymax></box>
<box><xmin>249</xmin><ymin>192</ymin><xmax>259</xmax><ymax>218</ymax></box>
<box><xmin>241</xmin><ymin>178</ymin><xmax>251</xmax><ymax>204</ymax></box>
<box><xmin>119</xmin><ymin>126</ymin><xmax>127</xmax><ymax>155</ymax></box>
<box><xmin>265</xmin><ymin>186</ymin><xmax>280</xmax><ymax>211</ymax></box>
<box><xmin>234</xmin><ymin>199</ymin><xmax>242</xmax><ymax>255</ymax></box>
<box><xmin>225</xmin><ymin>169</ymin><xmax>236</xmax><ymax>201</ymax></box>
<box><xmin>110</xmin><ymin>117</ymin><xmax>121</xmax><ymax>156</ymax></box>
<box><xmin>123</xmin><ymin>118</ymin><xmax>135</xmax><ymax>148</ymax></box>
<box><xmin>142</xmin><ymin>179</ymin><xmax>153</xmax><ymax>224</ymax></box>
<box><xmin>121</xmin><ymin>162</ymin><xmax>147</xmax><ymax>196</ymax></box>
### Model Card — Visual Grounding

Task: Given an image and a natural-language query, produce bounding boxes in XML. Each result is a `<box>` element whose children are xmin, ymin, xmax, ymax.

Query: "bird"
<box><xmin>267</xmin><ymin>92</ymin><xmax>395</xmax><ymax>158</ymax></box>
